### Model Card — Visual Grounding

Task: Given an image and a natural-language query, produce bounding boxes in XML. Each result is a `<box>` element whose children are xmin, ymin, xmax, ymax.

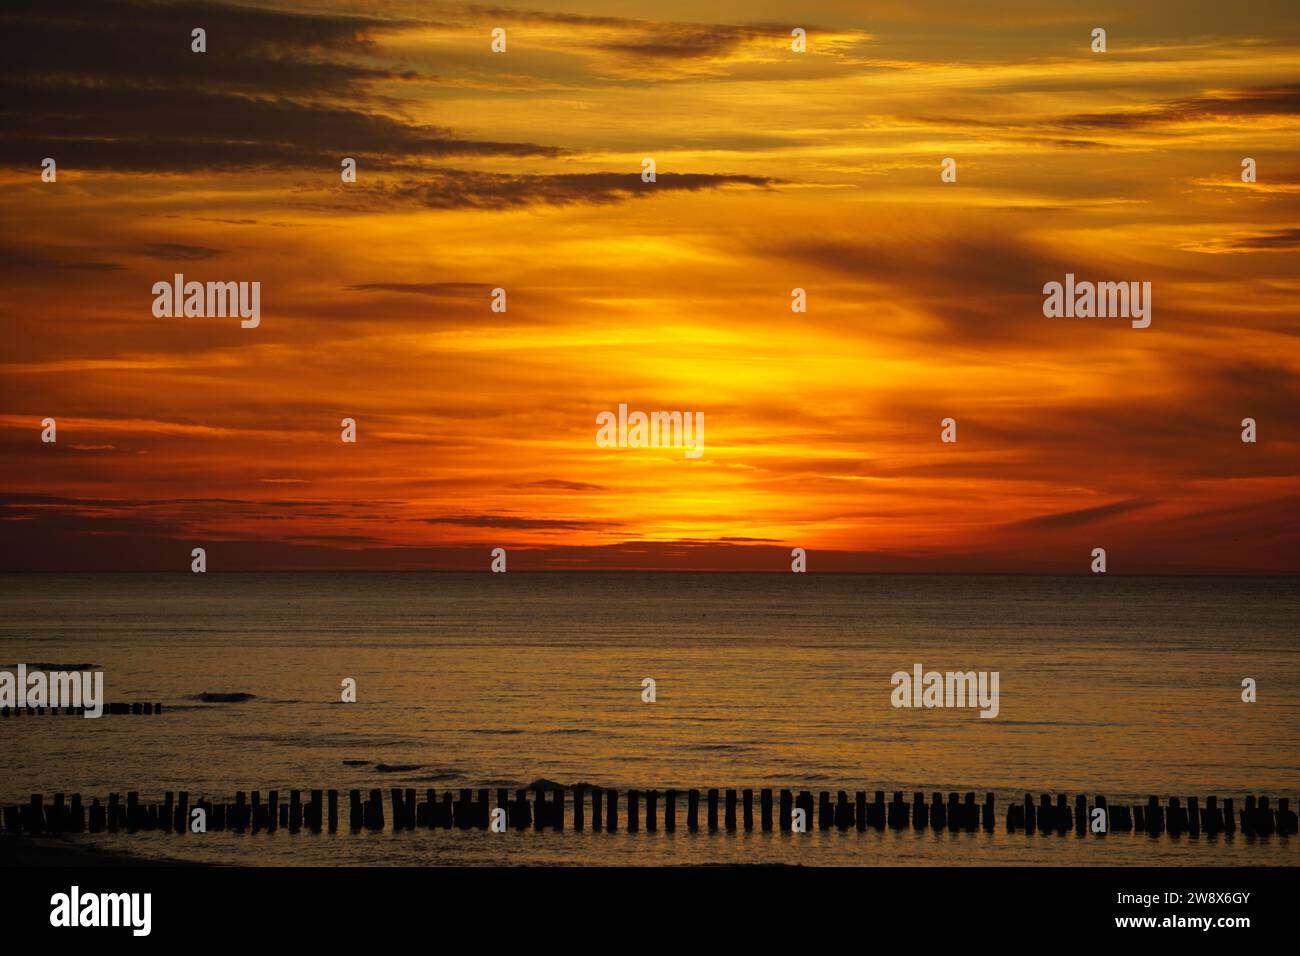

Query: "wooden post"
<box><xmin>742</xmin><ymin>789</ymin><xmax>753</xmax><ymax>831</ymax></box>
<box><xmin>857</xmin><ymin>791</ymin><xmax>869</xmax><ymax>832</ymax></box>
<box><xmin>1223</xmin><ymin>797</ymin><xmax>1235</xmax><ymax>834</ymax></box>
<box><xmin>349</xmin><ymin>789</ymin><xmax>362</xmax><ymax>831</ymax></box>
<box><xmin>912</xmin><ymin>791</ymin><xmax>927</xmax><ymax>830</ymax></box>
<box><xmin>590</xmin><ymin>786</ymin><xmax>602</xmax><ymax>832</ymax></box>
<box><xmin>1257</xmin><ymin>796</ymin><xmax>1275</xmax><ymax>836</ymax></box>
<box><xmin>819</xmin><ymin>791</ymin><xmax>833</xmax><ymax>831</ymax></box>
<box><xmin>628</xmin><ymin>789</ymin><xmax>640</xmax><ymax>832</ymax></box>
<box><xmin>687</xmin><ymin>790</ymin><xmax>700</xmax><ymax>831</ymax></box>
<box><xmin>666</xmin><ymin>789</ymin><xmax>677</xmax><ymax>832</ymax></box>
<box><xmin>930</xmin><ymin>792</ymin><xmax>945</xmax><ymax>832</ymax></box>
<box><xmin>328</xmin><ymin>790</ymin><xmax>339</xmax><ymax>832</ymax></box>
<box><xmin>870</xmin><ymin>791</ymin><xmax>886</xmax><ymax>830</ymax></box>
<box><xmin>646</xmin><ymin>790</ymin><xmax>658</xmax><ymax>832</ymax></box>
<box><xmin>1276</xmin><ymin>797</ymin><xmax>1297</xmax><ymax>836</ymax></box>
<box><xmin>1022</xmin><ymin>793</ymin><xmax>1034</xmax><ymax>834</ymax></box>
<box><xmin>1146</xmin><ymin>795</ymin><xmax>1163</xmax><ymax>836</ymax></box>
<box><xmin>834</xmin><ymin>791</ymin><xmax>851</xmax><ymax>830</ymax></box>
<box><xmin>1187</xmin><ymin>796</ymin><xmax>1200</xmax><ymax>837</ymax></box>
<box><xmin>761</xmin><ymin>789</ymin><xmax>774</xmax><ymax>832</ymax></box>
<box><xmin>573</xmin><ymin>786</ymin><xmax>585</xmax><ymax>832</ymax></box>
<box><xmin>606</xmin><ymin>787</ymin><xmax>618</xmax><ymax>832</ymax></box>
<box><xmin>779</xmin><ymin>789</ymin><xmax>792</xmax><ymax>832</ymax></box>
<box><xmin>707</xmin><ymin>788</ymin><xmax>719</xmax><ymax>831</ymax></box>
<box><xmin>726</xmin><ymin>789</ymin><xmax>738</xmax><ymax>831</ymax></box>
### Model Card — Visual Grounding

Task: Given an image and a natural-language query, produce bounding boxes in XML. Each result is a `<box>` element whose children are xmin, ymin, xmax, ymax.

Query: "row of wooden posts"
<box><xmin>0</xmin><ymin>704</ymin><xmax>162</xmax><ymax>716</ymax></box>
<box><xmin>3</xmin><ymin>788</ymin><xmax>1296</xmax><ymax>838</ymax></box>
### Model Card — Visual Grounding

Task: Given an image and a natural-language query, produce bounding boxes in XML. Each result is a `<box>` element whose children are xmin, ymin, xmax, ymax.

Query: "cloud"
<box><xmin>421</xmin><ymin>514</ymin><xmax>621</xmax><ymax>530</ymax></box>
<box><xmin>1007</xmin><ymin>499</ymin><xmax>1158</xmax><ymax>530</ymax></box>
<box><xmin>132</xmin><ymin>243</ymin><xmax>224</xmax><ymax>261</ymax></box>
<box><xmin>0</xmin><ymin>0</ymin><xmax>561</xmax><ymax>173</ymax></box>
<box><xmin>1058</xmin><ymin>84</ymin><xmax>1300</xmax><ymax>130</ymax></box>
<box><xmin>385</xmin><ymin>170</ymin><xmax>782</xmax><ymax>210</ymax></box>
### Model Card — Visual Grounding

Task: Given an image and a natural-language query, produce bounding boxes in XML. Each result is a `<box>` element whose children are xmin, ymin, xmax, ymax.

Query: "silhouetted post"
<box><xmin>818</xmin><ymin>791</ymin><xmax>833</xmax><ymax>831</ymax></box>
<box><xmin>1023</xmin><ymin>793</ymin><xmax>1035</xmax><ymax>834</ymax></box>
<box><xmin>1034</xmin><ymin>794</ymin><xmax>1050</xmax><ymax>834</ymax></box>
<box><xmin>666</xmin><ymin>789</ymin><xmax>677</xmax><ymax>832</ymax></box>
<box><xmin>888</xmin><ymin>792</ymin><xmax>907</xmax><ymax>830</ymax></box>
<box><xmin>286</xmin><ymin>790</ymin><xmax>300</xmax><ymax>833</ymax></box>
<box><xmin>606</xmin><ymin>787</ymin><xmax>618</xmax><ymax>832</ymax></box>
<box><xmin>857</xmin><ymin>791</ymin><xmax>870</xmax><ymax>831</ymax></box>
<box><xmin>1146</xmin><ymin>796</ymin><xmax>1163</xmax><ymax>836</ymax></box>
<box><xmin>726</xmin><ymin>790</ymin><xmax>738</xmax><ymax>831</ymax></box>
<box><xmin>590</xmin><ymin>787</ymin><xmax>602</xmax><ymax>832</ymax></box>
<box><xmin>573</xmin><ymin>786</ymin><xmax>585</xmax><ymax>832</ymax></box>
<box><xmin>1073</xmin><ymin>794</ymin><xmax>1086</xmax><ymax>835</ymax></box>
<box><xmin>367</xmin><ymin>789</ymin><xmax>385</xmax><ymax>830</ymax></box>
<box><xmin>742</xmin><ymin>789</ymin><xmax>753</xmax><ymax>831</ymax></box>
<box><xmin>912</xmin><ymin>791</ymin><xmax>927</xmax><ymax>830</ymax></box>
<box><xmin>835</xmin><ymin>791</ymin><xmax>852</xmax><ymax>830</ymax></box>
<box><xmin>1134</xmin><ymin>803</ymin><xmax>1146</xmax><ymax>832</ymax></box>
<box><xmin>647</xmin><ymin>790</ymin><xmax>658</xmax><ymax>832</ymax></box>
<box><xmin>328</xmin><ymin>790</ymin><xmax>339</xmax><ymax>832</ymax></box>
<box><xmin>1054</xmin><ymin>794</ymin><xmax>1069</xmax><ymax>834</ymax></box>
<box><xmin>864</xmin><ymin>791</ymin><xmax>881</xmax><ymax>829</ymax></box>
<box><xmin>125</xmin><ymin>791</ymin><xmax>140</xmax><ymax>833</ymax></box>
<box><xmin>1277</xmin><ymin>798</ymin><xmax>1297</xmax><ymax>835</ymax></box>
<box><xmin>1187</xmin><ymin>796</ymin><xmax>1200</xmax><ymax>837</ymax></box>
<box><xmin>250</xmin><ymin>790</ymin><xmax>266</xmax><ymax>832</ymax></box>
<box><xmin>761</xmin><ymin>789</ymin><xmax>774</xmax><ymax>832</ymax></box>
<box><xmin>779</xmin><ymin>789</ymin><xmax>792</xmax><ymax>832</ymax></box>
<box><xmin>1258</xmin><ymin>796</ymin><xmax>1275</xmax><ymax>836</ymax></box>
<box><xmin>628</xmin><ymin>789</ymin><xmax>640</xmax><ymax>832</ymax></box>
<box><xmin>707</xmin><ymin>789</ymin><xmax>719</xmax><ymax>831</ymax></box>
<box><xmin>349</xmin><ymin>790</ymin><xmax>362</xmax><ymax>831</ymax></box>
<box><xmin>1223</xmin><ymin>797</ymin><xmax>1236</xmax><ymax>834</ymax></box>
<box><xmin>930</xmin><ymin>793</ymin><xmax>945</xmax><ymax>831</ymax></box>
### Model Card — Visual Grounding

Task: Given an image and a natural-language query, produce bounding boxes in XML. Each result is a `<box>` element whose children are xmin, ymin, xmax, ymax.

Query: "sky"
<box><xmin>1</xmin><ymin>0</ymin><xmax>1297</xmax><ymax>572</ymax></box>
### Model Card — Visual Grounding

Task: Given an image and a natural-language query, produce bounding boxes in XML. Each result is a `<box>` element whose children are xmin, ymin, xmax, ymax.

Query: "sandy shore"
<box><xmin>0</xmin><ymin>834</ymin><xmax>205</xmax><ymax>867</ymax></box>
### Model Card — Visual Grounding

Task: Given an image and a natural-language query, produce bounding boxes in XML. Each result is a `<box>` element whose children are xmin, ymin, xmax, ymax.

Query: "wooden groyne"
<box><xmin>1</xmin><ymin>703</ymin><xmax>163</xmax><ymax>716</ymax></box>
<box><xmin>2</xmin><ymin>787</ymin><xmax>1296</xmax><ymax>839</ymax></box>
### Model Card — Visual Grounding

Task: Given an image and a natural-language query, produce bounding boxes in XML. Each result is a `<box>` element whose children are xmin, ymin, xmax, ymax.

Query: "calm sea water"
<box><xmin>2</xmin><ymin>573</ymin><xmax>1296</xmax><ymax>865</ymax></box>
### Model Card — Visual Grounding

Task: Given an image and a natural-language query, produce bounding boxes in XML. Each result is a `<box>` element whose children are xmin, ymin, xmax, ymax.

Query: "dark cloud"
<box><xmin>386</xmin><ymin>170</ymin><xmax>781</xmax><ymax>210</ymax></box>
<box><xmin>421</xmin><ymin>514</ymin><xmax>621</xmax><ymax>530</ymax></box>
<box><xmin>0</xmin><ymin>0</ymin><xmax>562</xmax><ymax>172</ymax></box>
<box><xmin>513</xmin><ymin>479</ymin><xmax>607</xmax><ymax>492</ymax></box>
<box><xmin>1210</xmin><ymin>227</ymin><xmax>1300</xmax><ymax>252</ymax></box>
<box><xmin>1007</xmin><ymin>499</ymin><xmax>1157</xmax><ymax>531</ymax></box>
<box><xmin>132</xmin><ymin>242</ymin><xmax>224</xmax><ymax>260</ymax></box>
<box><xmin>1058</xmin><ymin>84</ymin><xmax>1300</xmax><ymax>130</ymax></box>
<box><xmin>345</xmin><ymin>282</ymin><xmax>494</xmax><ymax>297</ymax></box>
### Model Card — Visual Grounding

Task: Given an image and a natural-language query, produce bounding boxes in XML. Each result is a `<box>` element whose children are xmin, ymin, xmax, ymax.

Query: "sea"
<box><xmin>2</xmin><ymin>573</ymin><xmax>1296</xmax><ymax>865</ymax></box>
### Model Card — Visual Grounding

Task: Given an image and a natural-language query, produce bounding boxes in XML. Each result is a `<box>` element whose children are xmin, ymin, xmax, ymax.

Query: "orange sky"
<box><xmin>1</xmin><ymin>0</ymin><xmax>1298</xmax><ymax>572</ymax></box>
